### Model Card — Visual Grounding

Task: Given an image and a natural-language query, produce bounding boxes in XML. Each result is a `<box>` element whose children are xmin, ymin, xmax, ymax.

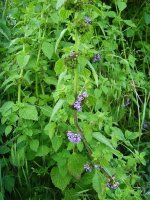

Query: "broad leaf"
<box><xmin>30</xmin><ymin>139</ymin><xmax>39</xmax><ymax>152</ymax></box>
<box><xmin>50</xmin><ymin>167</ymin><xmax>71</xmax><ymax>191</ymax></box>
<box><xmin>67</xmin><ymin>153</ymin><xmax>86</xmax><ymax>178</ymax></box>
<box><xmin>42</xmin><ymin>42</ymin><xmax>54</xmax><ymax>59</ymax></box>
<box><xmin>17</xmin><ymin>54</ymin><xmax>30</xmax><ymax>67</ymax></box>
<box><xmin>50</xmin><ymin>99</ymin><xmax>64</xmax><ymax>121</ymax></box>
<box><xmin>19</xmin><ymin>104</ymin><xmax>38</xmax><ymax>121</ymax></box>
<box><xmin>36</xmin><ymin>145</ymin><xmax>50</xmax><ymax>157</ymax></box>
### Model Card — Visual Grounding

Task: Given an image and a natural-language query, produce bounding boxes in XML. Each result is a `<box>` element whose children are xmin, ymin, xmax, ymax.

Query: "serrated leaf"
<box><xmin>50</xmin><ymin>99</ymin><xmax>64</xmax><ymax>122</ymax></box>
<box><xmin>0</xmin><ymin>146</ymin><xmax>10</xmax><ymax>154</ymax></box>
<box><xmin>0</xmin><ymin>28</ymin><xmax>9</xmax><ymax>40</ymax></box>
<box><xmin>0</xmin><ymin>101</ymin><xmax>14</xmax><ymax>115</ymax></box>
<box><xmin>5</xmin><ymin>125</ymin><xmax>12</xmax><ymax>136</ymax></box>
<box><xmin>42</xmin><ymin>42</ymin><xmax>54</xmax><ymax>59</ymax></box>
<box><xmin>3</xmin><ymin>175</ymin><xmax>15</xmax><ymax>193</ymax></box>
<box><xmin>44</xmin><ymin>122</ymin><xmax>56</xmax><ymax>139</ymax></box>
<box><xmin>117</xmin><ymin>1</ymin><xmax>127</xmax><ymax>12</ymax></box>
<box><xmin>67</xmin><ymin>153</ymin><xmax>86</xmax><ymax>178</ymax></box>
<box><xmin>50</xmin><ymin>167</ymin><xmax>71</xmax><ymax>191</ymax></box>
<box><xmin>111</xmin><ymin>127</ymin><xmax>125</xmax><ymax>140</ymax></box>
<box><xmin>92</xmin><ymin>171</ymin><xmax>106</xmax><ymax>196</ymax></box>
<box><xmin>19</xmin><ymin>104</ymin><xmax>38</xmax><ymax>121</ymax></box>
<box><xmin>56</xmin><ymin>0</ymin><xmax>67</xmax><ymax>10</ymax></box>
<box><xmin>55</xmin><ymin>28</ymin><xmax>67</xmax><ymax>53</ymax></box>
<box><xmin>54</xmin><ymin>58</ymin><xmax>65</xmax><ymax>75</ymax></box>
<box><xmin>124</xmin><ymin>20</ymin><xmax>136</xmax><ymax>27</ymax></box>
<box><xmin>36</xmin><ymin>145</ymin><xmax>50</xmax><ymax>157</ymax></box>
<box><xmin>87</xmin><ymin>61</ymin><xmax>98</xmax><ymax>87</ymax></box>
<box><xmin>17</xmin><ymin>54</ymin><xmax>30</xmax><ymax>67</ymax></box>
<box><xmin>93</xmin><ymin>132</ymin><xmax>122</xmax><ymax>158</ymax></box>
<box><xmin>30</xmin><ymin>139</ymin><xmax>39</xmax><ymax>152</ymax></box>
<box><xmin>125</xmin><ymin>130</ymin><xmax>139</xmax><ymax>140</ymax></box>
<box><xmin>52</xmin><ymin>136</ymin><xmax>62</xmax><ymax>152</ymax></box>
<box><xmin>93</xmin><ymin>132</ymin><xmax>113</xmax><ymax>149</ymax></box>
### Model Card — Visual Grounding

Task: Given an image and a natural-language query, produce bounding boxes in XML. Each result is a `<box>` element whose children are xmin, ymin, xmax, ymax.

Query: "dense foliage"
<box><xmin>0</xmin><ymin>0</ymin><xmax>150</xmax><ymax>199</ymax></box>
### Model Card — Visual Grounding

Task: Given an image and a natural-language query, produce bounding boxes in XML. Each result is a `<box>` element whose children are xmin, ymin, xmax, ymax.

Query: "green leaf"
<box><xmin>0</xmin><ymin>28</ymin><xmax>10</xmax><ymax>40</ymax></box>
<box><xmin>36</xmin><ymin>145</ymin><xmax>50</xmax><ymax>157</ymax></box>
<box><xmin>117</xmin><ymin>1</ymin><xmax>127</xmax><ymax>12</ymax></box>
<box><xmin>84</xmin><ymin>4</ymin><xmax>101</xmax><ymax>16</ymax></box>
<box><xmin>93</xmin><ymin>132</ymin><xmax>113</xmax><ymax>149</ymax></box>
<box><xmin>5</xmin><ymin>125</ymin><xmax>12</xmax><ymax>136</ymax></box>
<box><xmin>30</xmin><ymin>139</ymin><xmax>39</xmax><ymax>152</ymax></box>
<box><xmin>124</xmin><ymin>20</ymin><xmax>136</xmax><ymax>28</ymax></box>
<box><xmin>54</xmin><ymin>58</ymin><xmax>66</xmax><ymax>75</ymax></box>
<box><xmin>92</xmin><ymin>171</ymin><xmax>106</xmax><ymax>197</ymax></box>
<box><xmin>87</xmin><ymin>61</ymin><xmax>98</xmax><ymax>87</ymax></box>
<box><xmin>56</xmin><ymin>0</ymin><xmax>67</xmax><ymax>10</ymax></box>
<box><xmin>3</xmin><ymin>175</ymin><xmax>15</xmax><ymax>193</ymax></box>
<box><xmin>42</xmin><ymin>42</ymin><xmax>54</xmax><ymax>59</ymax></box>
<box><xmin>111</xmin><ymin>127</ymin><xmax>125</xmax><ymax>141</ymax></box>
<box><xmin>0</xmin><ymin>101</ymin><xmax>14</xmax><ymax>116</ymax></box>
<box><xmin>67</xmin><ymin>153</ymin><xmax>86</xmax><ymax>178</ymax></box>
<box><xmin>50</xmin><ymin>167</ymin><xmax>71</xmax><ymax>191</ymax></box>
<box><xmin>125</xmin><ymin>130</ymin><xmax>139</xmax><ymax>140</ymax></box>
<box><xmin>44</xmin><ymin>122</ymin><xmax>56</xmax><ymax>139</ymax></box>
<box><xmin>0</xmin><ymin>146</ymin><xmax>10</xmax><ymax>154</ymax></box>
<box><xmin>52</xmin><ymin>136</ymin><xmax>62</xmax><ymax>152</ymax></box>
<box><xmin>0</xmin><ymin>192</ymin><xmax>4</xmax><ymax>200</ymax></box>
<box><xmin>93</xmin><ymin>132</ymin><xmax>122</xmax><ymax>158</ymax></box>
<box><xmin>17</xmin><ymin>54</ymin><xmax>30</xmax><ymax>67</ymax></box>
<box><xmin>50</xmin><ymin>99</ymin><xmax>64</xmax><ymax>122</ymax></box>
<box><xmin>144</xmin><ymin>13</ymin><xmax>150</xmax><ymax>25</ymax></box>
<box><xmin>55</xmin><ymin>28</ymin><xmax>67</xmax><ymax>53</ymax></box>
<box><xmin>19</xmin><ymin>104</ymin><xmax>38</xmax><ymax>121</ymax></box>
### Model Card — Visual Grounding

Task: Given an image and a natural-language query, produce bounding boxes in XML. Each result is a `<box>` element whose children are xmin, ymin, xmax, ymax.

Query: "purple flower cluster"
<box><xmin>67</xmin><ymin>131</ymin><xmax>81</xmax><ymax>143</ymax></box>
<box><xmin>143</xmin><ymin>122</ymin><xmax>148</xmax><ymax>129</ymax></box>
<box><xmin>106</xmin><ymin>182</ymin><xmax>119</xmax><ymax>190</ymax></box>
<box><xmin>70</xmin><ymin>52</ymin><xmax>75</xmax><ymax>57</ymax></box>
<box><xmin>84</xmin><ymin>163</ymin><xmax>102</xmax><ymax>172</ymax></box>
<box><xmin>122</xmin><ymin>98</ymin><xmax>130</xmax><ymax>107</ymax></box>
<box><xmin>84</xmin><ymin>16</ymin><xmax>91</xmax><ymax>24</ymax></box>
<box><xmin>84</xmin><ymin>163</ymin><xmax>92</xmax><ymax>172</ymax></box>
<box><xmin>92</xmin><ymin>53</ymin><xmax>101</xmax><ymax>63</ymax></box>
<box><xmin>74</xmin><ymin>92</ymin><xmax>88</xmax><ymax>111</ymax></box>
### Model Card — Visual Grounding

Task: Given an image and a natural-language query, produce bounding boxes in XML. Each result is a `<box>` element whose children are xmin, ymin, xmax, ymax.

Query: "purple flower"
<box><xmin>84</xmin><ymin>163</ymin><xmax>92</xmax><ymax>172</ymax></box>
<box><xmin>84</xmin><ymin>16</ymin><xmax>91</xmax><ymax>24</ymax></box>
<box><xmin>67</xmin><ymin>131</ymin><xmax>81</xmax><ymax>143</ymax></box>
<box><xmin>122</xmin><ymin>98</ymin><xmax>130</xmax><ymax>107</ymax></box>
<box><xmin>106</xmin><ymin>182</ymin><xmax>119</xmax><ymax>190</ymax></box>
<box><xmin>70</xmin><ymin>52</ymin><xmax>75</xmax><ymax>57</ymax></box>
<box><xmin>94</xmin><ymin>165</ymin><xmax>102</xmax><ymax>169</ymax></box>
<box><xmin>74</xmin><ymin>92</ymin><xmax>88</xmax><ymax>112</ymax></box>
<box><xmin>92</xmin><ymin>53</ymin><xmax>101</xmax><ymax>63</ymax></box>
<box><xmin>143</xmin><ymin>122</ymin><xmax>148</xmax><ymax>129</ymax></box>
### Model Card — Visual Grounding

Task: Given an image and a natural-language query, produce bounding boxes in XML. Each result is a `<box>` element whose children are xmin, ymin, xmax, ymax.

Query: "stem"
<box><xmin>18</xmin><ymin>68</ymin><xmax>23</xmax><ymax>103</ymax></box>
<box><xmin>2</xmin><ymin>0</ymin><xmax>8</xmax><ymax>19</ymax></box>
<box><xmin>74</xmin><ymin>112</ymin><xmax>92</xmax><ymax>156</ymax></box>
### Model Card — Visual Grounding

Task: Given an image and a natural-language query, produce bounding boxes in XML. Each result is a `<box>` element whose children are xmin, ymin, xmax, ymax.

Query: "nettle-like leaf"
<box><xmin>56</xmin><ymin>0</ymin><xmax>67</xmax><ymax>10</ymax></box>
<box><xmin>51</xmin><ymin>136</ymin><xmax>62</xmax><ymax>152</ymax></box>
<box><xmin>116</xmin><ymin>1</ymin><xmax>127</xmax><ymax>12</ymax></box>
<box><xmin>42</xmin><ymin>41</ymin><xmax>54</xmax><ymax>59</ymax></box>
<box><xmin>93</xmin><ymin>132</ymin><xmax>122</xmax><ymax>158</ymax></box>
<box><xmin>67</xmin><ymin>153</ymin><xmax>87</xmax><ymax>178</ymax></box>
<box><xmin>17</xmin><ymin>54</ymin><xmax>30</xmax><ymax>67</ymax></box>
<box><xmin>50</xmin><ymin>167</ymin><xmax>71</xmax><ymax>191</ymax></box>
<box><xmin>19</xmin><ymin>104</ymin><xmax>38</xmax><ymax>121</ymax></box>
<box><xmin>30</xmin><ymin>139</ymin><xmax>39</xmax><ymax>152</ymax></box>
<box><xmin>3</xmin><ymin>175</ymin><xmax>15</xmax><ymax>193</ymax></box>
<box><xmin>92</xmin><ymin>171</ymin><xmax>106</xmax><ymax>196</ymax></box>
<box><xmin>36</xmin><ymin>145</ymin><xmax>50</xmax><ymax>157</ymax></box>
